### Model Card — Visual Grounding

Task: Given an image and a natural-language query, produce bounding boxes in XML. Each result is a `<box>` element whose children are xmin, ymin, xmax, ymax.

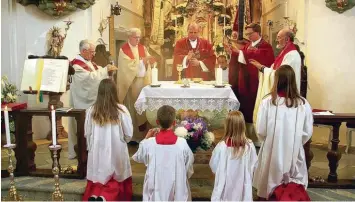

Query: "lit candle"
<box><xmin>51</xmin><ymin>105</ymin><xmax>57</xmax><ymax>146</ymax></box>
<box><xmin>285</xmin><ymin>1</ymin><xmax>288</xmax><ymax>17</ymax></box>
<box><xmin>152</xmin><ymin>65</ymin><xmax>158</xmax><ymax>85</ymax></box>
<box><xmin>4</xmin><ymin>106</ymin><xmax>11</xmax><ymax>145</ymax></box>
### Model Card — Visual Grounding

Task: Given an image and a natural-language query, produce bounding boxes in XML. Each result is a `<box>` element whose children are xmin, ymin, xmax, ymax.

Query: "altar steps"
<box><xmin>2</xmin><ymin>175</ymin><xmax>355</xmax><ymax>201</ymax></box>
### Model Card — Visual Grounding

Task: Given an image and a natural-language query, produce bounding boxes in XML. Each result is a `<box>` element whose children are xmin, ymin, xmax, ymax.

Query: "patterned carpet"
<box><xmin>2</xmin><ymin>176</ymin><xmax>355</xmax><ymax>201</ymax></box>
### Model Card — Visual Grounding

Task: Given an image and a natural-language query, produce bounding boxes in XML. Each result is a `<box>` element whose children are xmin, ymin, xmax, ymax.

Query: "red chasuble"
<box><xmin>173</xmin><ymin>37</ymin><xmax>216</xmax><ymax>80</ymax></box>
<box><xmin>235</xmin><ymin>39</ymin><xmax>274</xmax><ymax>123</ymax></box>
<box><xmin>155</xmin><ymin>129</ymin><xmax>177</xmax><ymax>145</ymax></box>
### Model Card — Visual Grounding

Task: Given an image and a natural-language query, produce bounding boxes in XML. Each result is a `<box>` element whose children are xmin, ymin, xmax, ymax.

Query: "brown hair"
<box><xmin>221</xmin><ymin>111</ymin><xmax>248</xmax><ymax>159</ymax></box>
<box><xmin>157</xmin><ymin>105</ymin><xmax>176</xmax><ymax>129</ymax></box>
<box><xmin>245</xmin><ymin>23</ymin><xmax>261</xmax><ymax>34</ymax></box>
<box><xmin>270</xmin><ymin>65</ymin><xmax>305</xmax><ymax>107</ymax></box>
<box><xmin>91</xmin><ymin>79</ymin><xmax>123</xmax><ymax>126</ymax></box>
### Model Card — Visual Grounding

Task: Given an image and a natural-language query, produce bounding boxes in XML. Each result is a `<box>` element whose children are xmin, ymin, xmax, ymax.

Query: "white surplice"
<box><xmin>68</xmin><ymin>55</ymin><xmax>109</xmax><ymax>159</ymax></box>
<box><xmin>85</xmin><ymin>104</ymin><xmax>133</xmax><ymax>184</ymax></box>
<box><xmin>132</xmin><ymin>137</ymin><xmax>194</xmax><ymax>201</ymax></box>
<box><xmin>253</xmin><ymin>50</ymin><xmax>301</xmax><ymax>124</ymax></box>
<box><xmin>253</xmin><ymin>96</ymin><xmax>313</xmax><ymax>199</ymax></box>
<box><xmin>210</xmin><ymin>140</ymin><xmax>258</xmax><ymax>201</ymax></box>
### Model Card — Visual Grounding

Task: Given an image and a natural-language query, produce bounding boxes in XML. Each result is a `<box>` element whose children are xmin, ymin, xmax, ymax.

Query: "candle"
<box><xmin>216</xmin><ymin>66</ymin><xmax>223</xmax><ymax>85</ymax></box>
<box><xmin>285</xmin><ymin>1</ymin><xmax>288</xmax><ymax>17</ymax></box>
<box><xmin>152</xmin><ymin>66</ymin><xmax>158</xmax><ymax>85</ymax></box>
<box><xmin>4</xmin><ymin>106</ymin><xmax>11</xmax><ymax>145</ymax></box>
<box><xmin>51</xmin><ymin>105</ymin><xmax>57</xmax><ymax>146</ymax></box>
<box><xmin>214</xmin><ymin>17</ymin><xmax>217</xmax><ymax>38</ymax></box>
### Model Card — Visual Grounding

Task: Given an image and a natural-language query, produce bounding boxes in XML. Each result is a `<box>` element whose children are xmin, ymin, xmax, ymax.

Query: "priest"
<box><xmin>172</xmin><ymin>22</ymin><xmax>216</xmax><ymax>80</ymax></box>
<box><xmin>249</xmin><ymin>28</ymin><xmax>301</xmax><ymax>123</ymax></box>
<box><xmin>225</xmin><ymin>23</ymin><xmax>274</xmax><ymax>145</ymax></box>
<box><xmin>116</xmin><ymin>28</ymin><xmax>155</xmax><ymax>143</ymax></box>
<box><xmin>69</xmin><ymin>39</ymin><xmax>118</xmax><ymax>159</ymax></box>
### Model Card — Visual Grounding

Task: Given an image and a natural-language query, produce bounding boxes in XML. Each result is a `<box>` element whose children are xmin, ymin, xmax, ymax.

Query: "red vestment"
<box><xmin>236</xmin><ymin>39</ymin><xmax>274</xmax><ymax>123</ymax></box>
<box><xmin>155</xmin><ymin>129</ymin><xmax>177</xmax><ymax>145</ymax></box>
<box><xmin>82</xmin><ymin>177</ymin><xmax>132</xmax><ymax>201</ymax></box>
<box><xmin>173</xmin><ymin>37</ymin><xmax>216</xmax><ymax>80</ymax></box>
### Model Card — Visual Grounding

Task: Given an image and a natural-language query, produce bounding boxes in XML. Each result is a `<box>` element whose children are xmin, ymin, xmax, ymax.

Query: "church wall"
<box><xmin>305</xmin><ymin>0</ymin><xmax>355</xmax><ymax>145</ymax></box>
<box><xmin>1</xmin><ymin>0</ymin><xmax>113</xmax><ymax>140</ymax></box>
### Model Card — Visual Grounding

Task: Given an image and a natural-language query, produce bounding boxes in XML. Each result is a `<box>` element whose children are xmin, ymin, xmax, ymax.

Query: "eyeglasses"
<box><xmin>245</xmin><ymin>32</ymin><xmax>255</xmax><ymax>36</ymax></box>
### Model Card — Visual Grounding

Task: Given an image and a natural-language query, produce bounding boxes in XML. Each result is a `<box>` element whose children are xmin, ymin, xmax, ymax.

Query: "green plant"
<box><xmin>1</xmin><ymin>76</ymin><xmax>19</xmax><ymax>103</ymax></box>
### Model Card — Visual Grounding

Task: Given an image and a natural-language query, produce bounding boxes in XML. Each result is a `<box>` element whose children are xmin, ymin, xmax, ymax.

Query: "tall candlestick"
<box><xmin>223</xmin><ymin>15</ymin><xmax>226</xmax><ymax>36</ymax></box>
<box><xmin>4</xmin><ymin>106</ymin><xmax>11</xmax><ymax>145</ymax></box>
<box><xmin>152</xmin><ymin>65</ymin><xmax>158</xmax><ymax>85</ymax></box>
<box><xmin>214</xmin><ymin>17</ymin><xmax>217</xmax><ymax>38</ymax></box>
<box><xmin>51</xmin><ymin>105</ymin><xmax>57</xmax><ymax>146</ymax></box>
<box><xmin>285</xmin><ymin>1</ymin><xmax>288</xmax><ymax>17</ymax></box>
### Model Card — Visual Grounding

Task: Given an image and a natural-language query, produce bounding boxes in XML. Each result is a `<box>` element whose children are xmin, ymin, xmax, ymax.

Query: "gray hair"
<box><xmin>79</xmin><ymin>40</ymin><xmax>95</xmax><ymax>52</ymax></box>
<box><xmin>127</xmin><ymin>28</ymin><xmax>142</xmax><ymax>37</ymax></box>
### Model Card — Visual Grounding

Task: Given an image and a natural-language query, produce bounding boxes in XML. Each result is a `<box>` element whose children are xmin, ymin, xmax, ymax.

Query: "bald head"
<box><xmin>276</xmin><ymin>28</ymin><xmax>294</xmax><ymax>49</ymax></box>
<box><xmin>187</xmin><ymin>22</ymin><xmax>200</xmax><ymax>41</ymax></box>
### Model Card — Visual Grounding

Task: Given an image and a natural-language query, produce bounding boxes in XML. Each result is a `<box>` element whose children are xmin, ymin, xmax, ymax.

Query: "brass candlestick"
<box><xmin>3</xmin><ymin>144</ymin><xmax>23</xmax><ymax>201</ymax></box>
<box><xmin>175</xmin><ymin>64</ymin><xmax>183</xmax><ymax>84</ymax></box>
<box><xmin>49</xmin><ymin>145</ymin><xmax>64</xmax><ymax>201</ymax></box>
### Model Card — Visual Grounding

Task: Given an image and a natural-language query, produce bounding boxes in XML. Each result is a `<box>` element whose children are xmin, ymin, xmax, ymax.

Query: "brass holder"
<box><xmin>175</xmin><ymin>65</ymin><xmax>183</xmax><ymax>84</ymax></box>
<box><xmin>49</xmin><ymin>145</ymin><xmax>64</xmax><ymax>201</ymax></box>
<box><xmin>3</xmin><ymin>144</ymin><xmax>23</xmax><ymax>201</ymax></box>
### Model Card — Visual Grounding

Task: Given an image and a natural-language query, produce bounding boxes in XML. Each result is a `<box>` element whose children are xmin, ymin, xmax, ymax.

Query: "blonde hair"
<box><xmin>221</xmin><ymin>111</ymin><xmax>248</xmax><ymax>159</ymax></box>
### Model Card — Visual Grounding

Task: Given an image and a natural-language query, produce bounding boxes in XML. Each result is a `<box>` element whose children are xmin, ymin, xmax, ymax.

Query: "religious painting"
<box><xmin>325</xmin><ymin>0</ymin><xmax>355</xmax><ymax>13</ymax></box>
<box><xmin>17</xmin><ymin>0</ymin><xmax>96</xmax><ymax>17</ymax></box>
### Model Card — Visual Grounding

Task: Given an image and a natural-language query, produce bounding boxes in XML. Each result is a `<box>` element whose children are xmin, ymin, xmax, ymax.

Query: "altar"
<box><xmin>134</xmin><ymin>81</ymin><xmax>239</xmax><ymax>129</ymax></box>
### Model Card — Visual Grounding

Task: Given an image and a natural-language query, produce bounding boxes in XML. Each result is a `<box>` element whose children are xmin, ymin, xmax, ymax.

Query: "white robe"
<box><xmin>253</xmin><ymin>96</ymin><xmax>313</xmax><ymax>199</ymax></box>
<box><xmin>210</xmin><ymin>140</ymin><xmax>258</xmax><ymax>201</ymax></box>
<box><xmin>69</xmin><ymin>55</ymin><xmax>109</xmax><ymax>159</ymax></box>
<box><xmin>85</xmin><ymin>104</ymin><xmax>133</xmax><ymax>184</ymax></box>
<box><xmin>132</xmin><ymin>137</ymin><xmax>194</xmax><ymax>201</ymax></box>
<box><xmin>253</xmin><ymin>50</ymin><xmax>301</xmax><ymax>124</ymax></box>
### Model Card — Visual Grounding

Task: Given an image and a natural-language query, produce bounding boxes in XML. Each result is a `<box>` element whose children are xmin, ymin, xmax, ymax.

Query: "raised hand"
<box><xmin>189</xmin><ymin>58</ymin><xmax>200</xmax><ymax>67</ymax></box>
<box><xmin>249</xmin><ymin>59</ymin><xmax>263</xmax><ymax>70</ymax></box>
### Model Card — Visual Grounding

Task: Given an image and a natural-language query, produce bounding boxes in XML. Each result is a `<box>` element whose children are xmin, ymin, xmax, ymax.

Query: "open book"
<box><xmin>20</xmin><ymin>58</ymin><xmax>69</xmax><ymax>93</ymax></box>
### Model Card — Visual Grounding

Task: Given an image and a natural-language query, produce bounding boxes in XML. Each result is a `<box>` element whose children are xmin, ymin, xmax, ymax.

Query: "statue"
<box><xmin>47</xmin><ymin>27</ymin><xmax>65</xmax><ymax>57</ymax></box>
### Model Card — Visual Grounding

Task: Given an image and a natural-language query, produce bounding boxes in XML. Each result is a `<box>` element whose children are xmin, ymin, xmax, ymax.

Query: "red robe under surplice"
<box><xmin>173</xmin><ymin>37</ymin><xmax>216</xmax><ymax>80</ymax></box>
<box><xmin>235</xmin><ymin>39</ymin><xmax>274</xmax><ymax>123</ymax></box>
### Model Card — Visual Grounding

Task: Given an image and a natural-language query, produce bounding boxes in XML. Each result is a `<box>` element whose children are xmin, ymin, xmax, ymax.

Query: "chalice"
<box><xmin>175</xmin><ymin>64</ymin><xmax>183</xmax><ymax>84</ymax></box>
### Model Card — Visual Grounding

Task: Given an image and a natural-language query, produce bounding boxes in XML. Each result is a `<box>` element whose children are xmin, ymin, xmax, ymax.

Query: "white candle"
<box><xmin>152</xmin><ymin>66</ymin><xmax>158</xmax><ymax>85</ymax></box>
<box><xmin>285</xmin><ymin>1</ymin><xmax>288</xmax><ymax>17</ymax></box>
<box><xmin>51</xmin><ymin>105</ymin><xmax>57</xmax><ymax>146</ymax></box>
<box><xmin>216</xmin><ymin>66</ymin><xmax>223</xmax><ymax>85</ymax></box>
<box><xmin>4</xmin><ymin>106</ymin><xmax>11</xmax><ymax>145</ymax></box>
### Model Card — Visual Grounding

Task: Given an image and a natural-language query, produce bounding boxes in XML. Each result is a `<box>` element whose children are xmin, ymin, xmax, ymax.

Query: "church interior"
<box><xmin>1</xmin><ymin>0</ymin><xmax>355</xmax><ymax>201</ymax></box>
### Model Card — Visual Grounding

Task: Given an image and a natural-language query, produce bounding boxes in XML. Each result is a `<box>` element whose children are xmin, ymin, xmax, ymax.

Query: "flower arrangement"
<box><xmin>175</xmin><ymin>117</ymin><xmax>215</xmax><ymax>152</ymax></box>
<box><xmin>1</xmin><ymin>76</ymin><xmax>19</xmax><ymax>104</ymax></box>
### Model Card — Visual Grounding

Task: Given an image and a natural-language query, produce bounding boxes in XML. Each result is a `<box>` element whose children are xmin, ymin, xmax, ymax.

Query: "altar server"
<box><xmin>82</xmin><ymin>79</ymin><xmax>133</xmax><ymax>201</ymax></box>
<box><xmin>253</xmin><ymin>65</ymin><xmax>313</xmax><ymax>200</ymax></box>
<box><xmin>210</xmin><ymin>111</ymin><xmax>258</xmax><ymax>201</ymax></box>
<box><xmin>132</xmin><ymin>105</ymin><xmax>194</xmax><ymax>201</ymax></box>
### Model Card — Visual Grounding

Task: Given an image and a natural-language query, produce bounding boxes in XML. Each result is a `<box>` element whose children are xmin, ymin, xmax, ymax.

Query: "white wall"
<box><xmin>1</xmin><ymin>0</ymin><xmax>112</xmax><ymax>139</ymax></box>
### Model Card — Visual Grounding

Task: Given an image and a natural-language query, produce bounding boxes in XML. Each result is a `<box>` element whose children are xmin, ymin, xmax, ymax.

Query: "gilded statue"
<box><xmin>47</xmin><ymin>27</ymin><xmax>66</xmax><ymax>57</ymax></box>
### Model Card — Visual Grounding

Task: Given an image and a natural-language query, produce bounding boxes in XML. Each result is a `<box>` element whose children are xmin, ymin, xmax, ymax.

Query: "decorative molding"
<box><xmin>325</xmin><ymin>0</ymin><xmax>355</xmax><ymax>13</ymax></box>
<box><xmin>16</xmin><ymin>0</ymin><xmax>95</xmax><ymax>17</ymax></box>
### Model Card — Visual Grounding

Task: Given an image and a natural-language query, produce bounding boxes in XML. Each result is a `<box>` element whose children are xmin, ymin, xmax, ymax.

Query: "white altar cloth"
<box><xmin>134</xmin><ymin>81</ymin><xmax>240</xmax><ymax>115</ymax></box>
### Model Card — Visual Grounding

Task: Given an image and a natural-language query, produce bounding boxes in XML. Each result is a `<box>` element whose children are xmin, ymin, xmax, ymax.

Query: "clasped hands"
<box><xmin>187</xmin><ymin>50</ymin><xmax>200</xmax><ymax>67</ymax></box>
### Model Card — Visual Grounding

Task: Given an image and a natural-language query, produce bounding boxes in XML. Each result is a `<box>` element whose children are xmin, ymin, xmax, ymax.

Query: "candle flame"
<box><xmin>4</xmin><ymin>106</ymin><xmax>8</xmax><ymax>111</ymax></box>
<box><xmin>51</xmin><ymin>105</ymin><xmax>54</xmax><ymax>110</ymax></box>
